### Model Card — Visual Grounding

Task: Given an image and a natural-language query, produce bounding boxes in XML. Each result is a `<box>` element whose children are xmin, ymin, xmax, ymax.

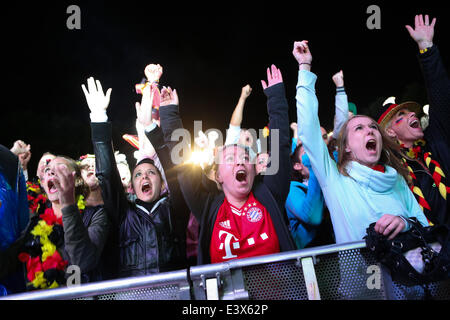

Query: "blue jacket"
<box><xmin>0</xmin><ymin>145</ymin><xmax>29</xmax><ymax>252</ymax></box>
<box><xmin>285</xmin><ymin>153</ymin><xmax>324</xmax><ymax>249</ymax></box>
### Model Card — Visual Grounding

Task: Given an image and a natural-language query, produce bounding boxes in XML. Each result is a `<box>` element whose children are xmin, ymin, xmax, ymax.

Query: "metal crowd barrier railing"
<box><xmin>2</xmin><ymin>241</ymin><xmax>450</xmax><ymax>300</ymax></box>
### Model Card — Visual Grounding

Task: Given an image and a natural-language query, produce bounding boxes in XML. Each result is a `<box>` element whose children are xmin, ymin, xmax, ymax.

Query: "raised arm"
<box><xmin>138</xmin><ymin>86</ymin><xmax>186</xmax><ymax>200</ymax></box>
<box><xmin>10</xmin><ymin>140</ymin><xmax>31</xmax><ymax>181</ymax></box>
<box><xmin>82</xmin><ymin>77</ymin><xmax>127</xmax><ymax>227</ymax></box>
<box><xmin>224</xmin><ymin>85</ymin><xmax>252</xmax><ymax>145</ymax></box>
<box><xmin>406</xmin><ymin>14</ymin><xmax>450</xmax><ymax>138</ymax></box>
<box><xmin>143</xmin><ymin>88</ymin><xmax>190</xmax><ymax>236</ymax></box>
<box><xmin>405</xmin><ymin>14</ymin><xmax>435</xmax><ymax>51</ymax></box>
<box><xmin>158</xmin><ymin>86</ymin><xmax>184</xmax><ymax>151</ymax></box>
<box><xmin>260</xmin><ymin>65</ymin><xmax>291</xmax><ymax>204</ymax></box>
<box><xmin>53</xmin><ymin>162</ymin><xmax>110</xmax><ymax>273</ymax></box>
<box><xmin>331</xmin><ymin>70</ymin><xmax>349</xmax><ymax>139</ymax></box>
<box><xmin>156</xmin><ymin>88</ymin><xmax>218</xmax><ymax>222</ymax></box>
<box><xmin>293</xmin><ymin>41</ymin><xmax>339</xmax><ymax>186</ymax></box>
<box><xmin>135</xmin><ymin>84</ymin><xmax>157</xmax><ymax>161</ymax></box>
<box><xmin>230</xmin><ymin>85</ymin><xmax>252</xmax><ymax>127</ymax></box>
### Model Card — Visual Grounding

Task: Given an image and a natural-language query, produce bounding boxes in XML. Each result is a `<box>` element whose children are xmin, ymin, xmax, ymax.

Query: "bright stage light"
<box><xmin>186</xmin><ymin>149</ymin><xmax>213</xmax><ymax>167</ymax></box>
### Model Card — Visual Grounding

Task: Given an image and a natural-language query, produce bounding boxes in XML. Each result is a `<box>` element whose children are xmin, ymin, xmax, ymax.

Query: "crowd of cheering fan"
<box><xmin>0</xmin><ymin>14</ymin><xmax>448</xmax><ymax>298</ymax></box>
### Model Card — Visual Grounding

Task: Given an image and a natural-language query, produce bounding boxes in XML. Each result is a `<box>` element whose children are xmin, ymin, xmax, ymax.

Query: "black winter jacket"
<box><xmin>91</xmin><ymin>122</ymin><xmax>189</xmax><ymax>277</ymax></box>
<box><xmin>407</xmin><ymin>45</ymin><xmax>450</xmax><ymax>225</ymax></box>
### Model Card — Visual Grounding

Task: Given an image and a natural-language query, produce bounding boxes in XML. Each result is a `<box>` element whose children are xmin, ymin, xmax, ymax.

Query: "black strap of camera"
<box><xmin>408</xmin><ymin>218</ymin><xmax>435</xmax><ymax>299</ymax></box>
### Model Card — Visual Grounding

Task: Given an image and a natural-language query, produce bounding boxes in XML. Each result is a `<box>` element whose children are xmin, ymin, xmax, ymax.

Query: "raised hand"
<box><xmin>81</xmin><ymin>77</ymin><xmax>112</xmax><ymax>114</ymax></box>
<box><xmin>144</xmin><ymin>64</ymin><xmax>163</xmax><ymax>83</ymax></box>
<box><xmin>292</xmin><ymin>40</ymin><xmax>312</xmax><ymax>70</ymax></box>
<box><xmin>194</xmin><ymin>130</ymin><xmax>209</xmax><ymax>149</ymax></box>
<box><xmin>10</xmin><ymin>140</ymin><xmax>31</xmax><ymax>171</ymax></box>
<box><xmin>10</xmin><ymin>140</ymin><xmax>30</xmax><ymax>156</ymax></box>
<box><xmin>51</xmin><ymin>161</ymin><xmax>76</xmax><ymax>208</ymax></box>
<box><xmin>241</xmin><ymin>84</ymin><xmax>252</xmax><ymax>99</ymax></box>
<box><xmin>160</xmin><ymin>86</ymin><xmax>179</xmax><ymax>107</ymax></box>
<box><xmin>135</xmin><ymin>119</ymin><xmax>157</xmax><ymax>158</ymax></box>
<box><xmin>405</xmin><ymin>14</ymin><xmax>436</xmax><ymax>50</ymax></box>
<box><xmin>290</xmin><ymin>122</ymin><xmax>298</xmax><ymax>133</ymax></box>
<box><xmin>332</xmin><ymin>70</ymin><xmax>344</xmax><ymax>87</ymax></box>
<box><xmin>261</xmin><ymin>64</ymin><xmax>283</xmax><ymax>90</ymax></box>
<box><xmin>135</xmin><ymin>84</ymin><xmax>154</xmax><ymax>128</ymax></box>
<box><xmin>19</xmin><ymin>151</ymin><xmax>32</xmax><ymax>171</ymax></box>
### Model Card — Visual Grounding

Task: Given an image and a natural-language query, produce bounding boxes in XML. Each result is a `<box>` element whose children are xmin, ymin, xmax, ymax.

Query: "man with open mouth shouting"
<box><xmin>168</xmin><ymin>65</ymin><xmax>296</xmax><ymax>265</ymax></box>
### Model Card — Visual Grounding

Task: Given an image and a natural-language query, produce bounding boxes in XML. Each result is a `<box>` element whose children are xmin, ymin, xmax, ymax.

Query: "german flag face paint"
<box><xmin>390</xmin><ymin>108</ymin><xmax>424</xmax><ymax>143</ymax></box>
<box><xmin>37</xmin><ymin>154</ymin><xmax>56</xmax><ymax>181</ymax></box>
<box><xmin>394</xmin><ymin>117</ymin><xmax>404</xmax><ymax>125</ymax></box>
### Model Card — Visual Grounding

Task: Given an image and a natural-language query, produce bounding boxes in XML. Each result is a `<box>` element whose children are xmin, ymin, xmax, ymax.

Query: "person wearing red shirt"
<box><xmin>162</xmin><ymin>65</ymin><xmax>296</xmax><ymax>265</ymax></box>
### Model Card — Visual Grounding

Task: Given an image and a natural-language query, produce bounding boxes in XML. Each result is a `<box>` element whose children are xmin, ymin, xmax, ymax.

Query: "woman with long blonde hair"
<box><xmin>293</xmin><ymin>40</ymin><xmax>428</xmax><ymax>244</ymax></box>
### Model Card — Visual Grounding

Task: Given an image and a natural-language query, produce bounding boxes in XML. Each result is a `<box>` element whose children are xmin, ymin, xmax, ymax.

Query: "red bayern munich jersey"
<box><xmin>210</xmin><ymin>192</ymin><xmax>280</xmax><ymax>263</ymax></box>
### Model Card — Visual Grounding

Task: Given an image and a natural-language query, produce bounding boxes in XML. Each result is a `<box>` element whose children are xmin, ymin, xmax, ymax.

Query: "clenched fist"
<box><xmin>144</xmin><ymin>64</ymin><xmax>163</xmax><ymax>83</ymax></box>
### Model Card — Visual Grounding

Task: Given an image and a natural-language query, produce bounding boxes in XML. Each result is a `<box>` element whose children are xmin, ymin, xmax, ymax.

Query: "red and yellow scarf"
<box><xmin>401</xmin><ymin>139</ymin><xmax>449</xmax><ymax>224</ymax></box>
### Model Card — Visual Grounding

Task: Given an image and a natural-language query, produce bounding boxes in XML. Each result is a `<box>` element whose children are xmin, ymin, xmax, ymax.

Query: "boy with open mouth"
<box><xmin>82</xmin><ymin>72</ymin><xmax>190</xmax><ymax>278</ymax></box>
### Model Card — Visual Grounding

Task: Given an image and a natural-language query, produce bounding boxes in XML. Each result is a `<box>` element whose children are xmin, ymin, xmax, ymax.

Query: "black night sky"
<box><xmin>2</xmin><ymin>1</ymin><xmax>449</xmax><ymax>178</ymax></box>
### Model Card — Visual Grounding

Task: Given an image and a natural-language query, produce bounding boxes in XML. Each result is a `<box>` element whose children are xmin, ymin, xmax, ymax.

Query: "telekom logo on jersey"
<box><xmin>219</xmin><ymin>230</ymin><xmax>239</xmax><ymax>260</ymax></box>
<box><xmin>217</xmin><ymin>229</ymin><xmax>270</xmax><ymax>261</ymax></box>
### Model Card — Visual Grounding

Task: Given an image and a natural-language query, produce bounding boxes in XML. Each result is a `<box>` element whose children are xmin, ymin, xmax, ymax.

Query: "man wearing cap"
<box><xmin>376</xmin><ymin>14</ymin><xmax>450</xmax><ymax>226</ymax></box>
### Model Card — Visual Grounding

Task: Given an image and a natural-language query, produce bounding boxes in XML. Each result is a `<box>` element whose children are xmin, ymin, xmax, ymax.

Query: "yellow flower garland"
<box><xmin>77</xmin><ymin>195</ymin><xmax>86</xmax><ymax>211</ymax></box>
<box><xmin>31</xmin><ymin>271</ymin><xmax>46</xmax><ymax>289</ymax></box>
<box><xmin>31</xmin><ymin>220</ymin><xmax>57</xmax><ymax>262</ymax></box>
<box><xmin>22</xmin><ymin>181</ymin><xmax>87</xmax><ymax>290</ymax></box>
<box><xmin>31</xmin><ymin>271</ymin><xmax>59</xmax><ymax>289</ymax></box>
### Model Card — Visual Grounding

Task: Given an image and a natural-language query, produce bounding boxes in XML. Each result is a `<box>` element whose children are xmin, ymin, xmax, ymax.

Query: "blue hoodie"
<box><xmin>285</xmin><ymin>153</ymin><xmax>324</xmax><ymax>249</ymax></box>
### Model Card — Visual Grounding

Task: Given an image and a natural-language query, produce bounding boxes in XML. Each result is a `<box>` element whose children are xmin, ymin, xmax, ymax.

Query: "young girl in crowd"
<box><xmin>293</xmin><ymin>40</ymin><xmax>429</xmax><ymax>244</ymax></box>
<box><xmin>82</xmin><ymin>76</ymin><xmax>190</xmax><ymax>277</ymax></box>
